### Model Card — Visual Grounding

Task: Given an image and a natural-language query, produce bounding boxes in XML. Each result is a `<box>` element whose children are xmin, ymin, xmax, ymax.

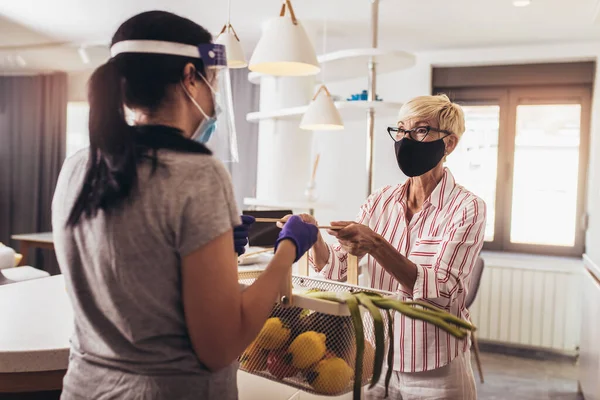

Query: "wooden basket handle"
<box><xmin>347</xmin><ymin>254</ymin><xmax>359</xmax><ymax>285</ymax></box>
<box><xmin>277</xmin><ymin>251</ymin><xmax>311</xmax><ymax>307</ymax></box>
<box><xmin>278</xmin><ymin>267</ymin><xmax>293</xmax><ymax>307</ymax></box>
<box><xmin>296</xmin><ymin>248</ymin><xmax>359</xmax><ymax>285</ymax></box>
<box><xmin>298</xmin><ymin>252</ymin><xmax>309</xmax><ymax>276</ymax></box>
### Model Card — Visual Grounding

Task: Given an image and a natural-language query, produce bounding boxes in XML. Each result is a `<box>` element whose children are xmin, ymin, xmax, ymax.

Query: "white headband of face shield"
<box><xmin>109</xmin><ymin>40</ymin><xmax>238</xmax><ymax>162</ymax></box>
<box><xmin>111</xmin><ymin>40</ymin><xmax>218</xmax><ymax>61</ymax></box>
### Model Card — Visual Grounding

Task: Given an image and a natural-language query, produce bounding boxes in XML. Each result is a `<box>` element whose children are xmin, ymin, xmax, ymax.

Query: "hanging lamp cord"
<box><xmin>320</xmin><ymin>15</ymin><xmax>327</xmax><ymax>84</ymax></box>
<box><xmin>228</xmin><ymin>0</ymin><xmax>231</xmax><ymax>25</ymax></box>
<box><xmin>217</xmin><ymin>0</ymin><xmax>240</xmax><ymax>41</ymax></box>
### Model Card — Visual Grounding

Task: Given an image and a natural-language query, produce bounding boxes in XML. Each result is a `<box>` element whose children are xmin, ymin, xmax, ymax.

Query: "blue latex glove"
<box><xmin>274</xmin><ymin>215</ymin><xmax>319</xmax><ymax>262</ymax></box>
<box><xmin>234</xmin><ymin>215</ymin><xmax>255</xmax><ymax>255</ymax></box>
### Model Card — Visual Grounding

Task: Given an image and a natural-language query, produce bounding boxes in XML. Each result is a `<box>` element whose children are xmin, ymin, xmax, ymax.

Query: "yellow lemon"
<box><xmin>254</xmin><ymin>318</ymin><xmax>291</xmax><ymax>350</ymax></box>
<box><xmin>288</xmin><ymin>331</ymin><xmax>326</xmax><ymax>369</ymax></box>
<box><xmin>308</xmin><ymin>357</ymin><xmax>353</xmax><ymax>395</ymax></box>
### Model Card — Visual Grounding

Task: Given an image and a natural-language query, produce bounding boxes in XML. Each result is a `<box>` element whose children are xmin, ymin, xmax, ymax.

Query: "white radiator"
<box><xmin>469</xmin><ymin>253</ymin><xmax>584</xmax><ymax>352</ymax></box>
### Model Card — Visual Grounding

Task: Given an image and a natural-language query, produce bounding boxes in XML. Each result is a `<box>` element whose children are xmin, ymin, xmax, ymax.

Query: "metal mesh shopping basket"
<box><xmin>238</xmin><ymin>254</ymin><xmax>393</xmax><ymax>397</ymax></box>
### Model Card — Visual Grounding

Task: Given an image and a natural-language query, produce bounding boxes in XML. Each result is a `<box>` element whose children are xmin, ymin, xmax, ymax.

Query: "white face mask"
<box><xmin>181</xmin><ymin>72</ymin><xmax>220</xmax><ymax>144</ymax></box>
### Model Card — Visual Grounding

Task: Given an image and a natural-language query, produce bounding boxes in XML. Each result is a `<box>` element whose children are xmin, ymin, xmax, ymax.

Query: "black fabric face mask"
<box><xmin>394</xmin><ymin>137</ymin><xmax>446</xmax><ymax>177</ymax></box>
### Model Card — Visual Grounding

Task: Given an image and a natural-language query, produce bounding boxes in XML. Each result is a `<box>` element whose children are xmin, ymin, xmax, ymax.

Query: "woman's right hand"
<box><xmin>274</xmin><ymin>215</ymin><xmax>318</xmax><ymax>262</ymax></box>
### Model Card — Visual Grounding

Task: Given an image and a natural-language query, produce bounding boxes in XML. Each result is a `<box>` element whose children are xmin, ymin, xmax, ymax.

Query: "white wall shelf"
<box><xmin>248</xmin><ymin>48</ymin><xmax>416</xmax><ymax>85</ymax></box>
<box><xmin>247</xmin><ymin>100</ymin><xmax>402</xmax><ymax>123</ymax></box>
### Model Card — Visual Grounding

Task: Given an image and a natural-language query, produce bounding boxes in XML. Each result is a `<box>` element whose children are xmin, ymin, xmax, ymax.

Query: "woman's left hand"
<box><xmin>327</xmin><ymin>222</ymin><xmax>379</xmax><ymax>258</ymax></box>
<box><xmin>234</xmin><ymin>215</ymin><xmax>255</xmax><ymax>255</ymax></box>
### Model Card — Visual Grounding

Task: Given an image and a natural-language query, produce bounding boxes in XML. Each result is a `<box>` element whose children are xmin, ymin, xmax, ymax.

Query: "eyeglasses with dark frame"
<box><xmin>387</xmin><ymin>126</ymin><xmax>454</xmax><ymax>142</ymax></box>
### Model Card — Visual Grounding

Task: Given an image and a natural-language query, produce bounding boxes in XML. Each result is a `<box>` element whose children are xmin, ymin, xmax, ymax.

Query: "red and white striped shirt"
<box><xmin>312</xmin><ymin>168</ymin><xmax>486</xmax><ymax>372</ymax></box>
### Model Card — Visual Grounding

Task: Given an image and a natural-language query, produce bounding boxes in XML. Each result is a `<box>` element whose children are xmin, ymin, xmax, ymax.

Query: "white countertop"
<box><xmin>0</xmin><ymin>275</ymin><xmax>72</xmax><ymax>373</ymax></box>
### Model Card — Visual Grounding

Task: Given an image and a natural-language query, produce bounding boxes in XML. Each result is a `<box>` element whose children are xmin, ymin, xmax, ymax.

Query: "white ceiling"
<box><xmin>2</xmin><ymin>0</ymin><xmax>600</xmax><ymax>73</ymax></box>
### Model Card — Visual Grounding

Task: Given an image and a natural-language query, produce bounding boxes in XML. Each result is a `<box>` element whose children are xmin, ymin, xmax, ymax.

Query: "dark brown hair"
<box><xmin>67</xmin><ymin>11</ymin><xmax>213</xmax><ymax>226</ymax></box>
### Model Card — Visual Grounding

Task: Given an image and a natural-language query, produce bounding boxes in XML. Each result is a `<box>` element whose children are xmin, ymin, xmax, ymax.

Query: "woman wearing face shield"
<box><xmin>51</xmin><ymin>11</ymin><xmax>318</xmax><ymax>400</ymax></box>
<box><xmin>281</xmin><ymin>95</ymin><xmax>486</xmax><ymax>399</ymax></box>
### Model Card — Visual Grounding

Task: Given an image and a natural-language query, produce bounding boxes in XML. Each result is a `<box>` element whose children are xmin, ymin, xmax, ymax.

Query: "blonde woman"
<box><xmin>281</xmin><ymin>94</ymin><xmax>485</xmax><ymax>399</ymax></box>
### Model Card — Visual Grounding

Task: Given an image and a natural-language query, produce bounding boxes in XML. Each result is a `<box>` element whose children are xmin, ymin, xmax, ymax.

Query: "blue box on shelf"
<box><xmin>347</xmin><ymin>90</ymin><xmax>382</xmax><ymax>101</ymax></box>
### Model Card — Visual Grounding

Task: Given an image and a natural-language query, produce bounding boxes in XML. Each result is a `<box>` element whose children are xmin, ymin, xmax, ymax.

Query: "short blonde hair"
<box><xmin>397</xmin><ymin>94</ymin><xmax>466</xmax><ymax>138</ymax></box>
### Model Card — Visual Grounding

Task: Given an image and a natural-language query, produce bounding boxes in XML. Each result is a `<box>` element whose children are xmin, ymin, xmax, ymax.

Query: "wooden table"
<box><xmin>11</xmin><ymin>233</ymin><xmax>54</xmax><ymax>266</ymax></box>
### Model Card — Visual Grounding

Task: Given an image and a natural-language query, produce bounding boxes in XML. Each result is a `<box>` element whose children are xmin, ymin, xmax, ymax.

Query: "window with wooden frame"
<box><xmin>433</xmin><ymin>62</ymin><xmax>594</xmax><ymax>257</ymax></box>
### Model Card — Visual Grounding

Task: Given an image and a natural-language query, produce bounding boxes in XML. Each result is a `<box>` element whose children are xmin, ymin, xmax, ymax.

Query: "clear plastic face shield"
<box><xmin>110</xmin><ymin>40</ymin><xmax>238</xmax><ymax>162</ymax></box>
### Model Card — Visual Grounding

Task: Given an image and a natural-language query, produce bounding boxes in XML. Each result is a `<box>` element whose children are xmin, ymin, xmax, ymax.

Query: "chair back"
<box><xmin>466</xmin><ymin>256</ymin><xmax>485</xmax><ymax>308</ymax></box>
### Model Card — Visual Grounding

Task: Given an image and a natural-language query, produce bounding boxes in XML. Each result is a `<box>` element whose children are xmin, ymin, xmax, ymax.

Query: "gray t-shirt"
<box><xmin>52</xmin><ymin>147</ymin><xmax>241</xmax><ymax>399</ymax></box>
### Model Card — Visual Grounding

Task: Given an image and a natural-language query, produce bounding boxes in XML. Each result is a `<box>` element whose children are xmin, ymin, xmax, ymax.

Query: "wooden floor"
<box><xmin>475</xmin><ymin>352</ymin><xmax>582</xmax><ymax>400</ymax></box>
<box><xmin>242</xmin><ymin>350</ymin><xmax>584</xmax><ymax>399</ymax></box>
<box><xmin>0</xmin><ymin>352</ymin><xmax>583</xmax><ymax>399</ymax></box>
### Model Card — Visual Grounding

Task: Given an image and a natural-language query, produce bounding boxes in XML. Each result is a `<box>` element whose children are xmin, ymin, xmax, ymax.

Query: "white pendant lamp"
<box><xmin>215</xmin><ymin>0</ymin><xmax>247</xmax><ymax>68</ymax></box>
<box><xmin>300</xmin><ymin>85</ymin><xmax>344</xmax><ymax>130</ymax></box>
<box><xmin>249</xmin><ymin>0</ymin><xmax>320</xmax><ymax>76</ymax></box>
<box><xmin>215</xmin><ymin>24</ymin><xmax>247</xmax><ymax>68</ymax></box>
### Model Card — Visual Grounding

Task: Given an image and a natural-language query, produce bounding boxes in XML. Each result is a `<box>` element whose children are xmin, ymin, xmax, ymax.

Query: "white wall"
<box><xmin>256</xmin><ymin>76</ymin><xmax>315</xmax><ymax>204</ymax></box>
